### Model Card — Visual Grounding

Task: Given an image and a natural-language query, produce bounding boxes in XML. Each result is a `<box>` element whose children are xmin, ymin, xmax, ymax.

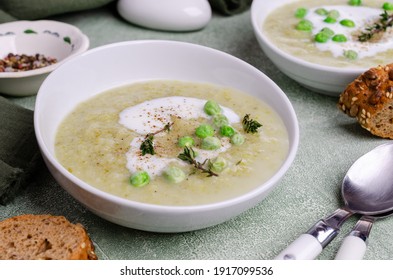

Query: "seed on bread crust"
<box><xmin>338</xmin><ymin>63</ymin><xmax>393</xmax><ymax>139</ymax></box>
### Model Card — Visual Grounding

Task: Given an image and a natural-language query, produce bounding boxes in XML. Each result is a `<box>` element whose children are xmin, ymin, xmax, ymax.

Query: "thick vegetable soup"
<box><xmin>263</xmin><ymin>0</ymin><xmax>393</xmax><ymax>68</ymax></box>
<box><xmin>55</xmin><ymin>80</ymin><xmax>289</xmax><ymax>206</ymax></box>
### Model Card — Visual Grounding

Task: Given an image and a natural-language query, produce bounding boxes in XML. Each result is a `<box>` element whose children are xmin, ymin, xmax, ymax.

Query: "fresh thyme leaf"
<box><xmin>178</xmin><ymin>146</ymin><xmax>218</xmax><ymax>177</ymax></box>
<box><xmin>163</xmin><ymin>122</ymin><xmax>172</xmax><ymax>133</ymax></box>
<box><xmin>139</xmin><ymin>122</ymin><xmax>174</xmax><ymax>156</ymax></box>
<box><xmin>178</xmin><ymin>146</ymin><xmax>197</xmax><ymax>164</ymax></box>
<box><xmin>140</xmin><ymin>134</ymin><xmax>155</xmax><ymax>156</ymax></box>
<box><xmin>358</xmin><ymin>10</ymin><xmax>393</xmax><ymax>42</ymax></box>
<box><xmin>154</xmin><ymin>122</ymin><xmax>173</xmax><ymax>135</ymax></box>
<box><xmin>242</xmin><ymin>114</ymin><xmax>262</xmax><ymax>134</ymax></box>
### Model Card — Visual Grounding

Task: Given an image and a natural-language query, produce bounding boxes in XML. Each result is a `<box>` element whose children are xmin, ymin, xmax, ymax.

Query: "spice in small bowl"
<box><xmin>0</xmin><ymin>53</ymin><xmax>58</xmax><ymax>72</ymax></box>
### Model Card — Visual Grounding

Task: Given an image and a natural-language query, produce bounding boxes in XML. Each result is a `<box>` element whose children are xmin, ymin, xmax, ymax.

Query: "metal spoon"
<box><xmin>275</xmin><ymin>142</ymin><xmax>393</xmax><ymax>260</ymax></box>
<box><xmin>335</xmin><ymin>141</ymin><xmax>393</xmax><ymax>259</ymax></box>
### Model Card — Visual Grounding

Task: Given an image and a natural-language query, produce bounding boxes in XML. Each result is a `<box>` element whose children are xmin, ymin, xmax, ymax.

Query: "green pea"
<box><xmin>320</xmin><ymin>27</ymin><xmax>334</xmax><ymax>37</ymax></box>
<box><xmin>178</xmin><ymin>136</ymin><xmax>195</xmax><ymax>147</ymax></box>
<box><xmin>296</xmin><ymin>19</ymin><xmax>313</xmax><ymax>31</ymax></box>
<box><xmin>195</xmin><ymin>124</ymin><xmax>215</xmax><ymax>139</ymax></box>
<box><xmin>340</xmin><ymin>19</ymin><xmax>355</xmax><ymax>27</ymax></box>
<box><xmin>163</xmin><ymin>166</ymin><xmax>186</xmax><ymax>183</ymax></box>
<box><xmin>220</xmin><ymin>125</ymin><xmax>235</xmax><ymax>137</ymax></box>
<box><xmin>332</xmin><ymin>34</ymin><xmax>348</xmax><ymax>42</ymax></box>
<box><xmin>212</xmin><ymin>114</ymin><xmax>229</xmax><ymax>128</ymax></box>
<box><xmin>348</xmin><ymin>0</ymin><xmax>362</xmax><ymax>6</ymax></box>
<box><xmin>130</xmin><ymin>171</ymin><xmax>150</xmax><ymax>187</ymax></box>
<box><xmin>209</xmin><ymin>157</ymin><xmax>227</xmax><ymax>173</ymax></box>
<box><xmin>295</xmin><ymin>7</ymin><xmax>308</xmax><ymax>18</ymax></box>
<box><xmin>344</xmin><ymin>50</ymin><xmax>358</xmax><ymax>60</ymax></box>
<box><xmin>315</xmin><ymin>8</ymin><xmax>328</xmax><ymax>16</ymax></box>
<box><xmin>203</xmin><ymin>100</ymin><xmax>221</xmax><ymax>116</ymax></box>
<box><xmin>324</xmin><ymin>17</ymin><xmax>337</xmax><ymax>24</ymax></box>
<box><xmin>230</xmin><ymin>133</ymin><xmax>245</xmax><ymax>146</ymax></box>
<box><xmin>383</xmin><ymin>2</ymin><xmax>393</xmax><ymax>10</ymax></box>
<box><xmin>315</xmin><ymin>32</ymin><xmax>330</xmax><ymax>43</ymax></box>
<box><xmin>201</xmin><ymin>136</ymin><xmax>221</xmax><ymax>150</ymax></box>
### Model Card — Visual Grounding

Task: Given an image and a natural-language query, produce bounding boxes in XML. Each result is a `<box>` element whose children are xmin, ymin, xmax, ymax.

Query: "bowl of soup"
<box><xmin>251</xmin><ymin>0</ymin><xmax>393</xmax><ymax>96</ymax></box>
<box><xmin>34</xmin><ymin>40</ymin><xmax>299</xmax><ymax>232</ymax></box>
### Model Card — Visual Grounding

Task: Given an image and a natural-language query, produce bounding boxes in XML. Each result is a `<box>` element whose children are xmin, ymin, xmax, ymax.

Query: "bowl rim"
<box><xmin>0</xmin><ymin>20</ymin><xmax>89</xmax><ymax>78</ymax></box>
<box><xmin>34</xmin><ymin>39</ymin><xmax>299</xmax><ymax>213</ymax></box>
<box><xmin>250</xmin><ymin>0</ymin><xmax>369</xmax><ymax>75</ymax></box>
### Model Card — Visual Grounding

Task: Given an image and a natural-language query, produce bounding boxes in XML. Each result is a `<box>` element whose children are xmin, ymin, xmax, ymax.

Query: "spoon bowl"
<box><xmin>342</xmin><ymin>143</ymin><xmax>393</xmax><ymax>215</ymax></box>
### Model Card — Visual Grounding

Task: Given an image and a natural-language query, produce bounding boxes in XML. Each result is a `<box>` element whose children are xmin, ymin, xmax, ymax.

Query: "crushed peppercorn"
<box><xmin>0</xmin><ymin>53</ymin><xmax>57</xmax><ymax>72</ymax></box>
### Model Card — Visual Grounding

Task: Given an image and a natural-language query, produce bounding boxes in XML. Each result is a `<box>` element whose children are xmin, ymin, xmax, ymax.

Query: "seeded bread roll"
<box><xmin>338</xmin><ymin>64</ymin><xmax>393</xmax><ymax>139</ymax></box>
<box><xmin>0</xmin><ymin>214</ymin><xmax>97</xmax><ymax>260</ymax></box>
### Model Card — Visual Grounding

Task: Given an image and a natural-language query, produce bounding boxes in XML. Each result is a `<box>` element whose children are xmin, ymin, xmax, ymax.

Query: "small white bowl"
<box><xmin>34</xmin><ymin>40</ymin><xmax>299</xmax><ymax>232</ymax></box>
<box><xmin>251</xmin><ymin>0</ymin><xmax>367</xmax><ymax>96</ymax></box>
<box><xmin>0</xmin><ymin>20</ymin><xmax>89</xmax><ymax>96</ymax></box>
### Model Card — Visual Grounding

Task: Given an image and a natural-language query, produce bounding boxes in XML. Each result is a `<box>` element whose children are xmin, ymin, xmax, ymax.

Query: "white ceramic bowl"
<box><xmin>0</xmin><ymin>20</ymin><xmax>89</xmax><ymax>96</ymax></box>
<box><xmin>34</xmin><ymin>40</ymin><xmax>299</xmax><ymax>232</ymax></box>
<box><xmin>251</xmin><ymin>0</ymin><xmax>367</xmax><ymax>96</ymax></box>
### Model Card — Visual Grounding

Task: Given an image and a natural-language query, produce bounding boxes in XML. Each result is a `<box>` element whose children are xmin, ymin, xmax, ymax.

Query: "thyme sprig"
<box><xmin>178</xmin><ymin>146</ymin><xmax>218</xmax><ymax>177</ymax></box>
<box><xmin>242</xmin><ymin>114</ymin><xmax>262</xmax><ymax>134</ymax></box>
<box><xmin>140</xmin><ymin>122</ymin><xmax>173</xmax><ymax>156</ymax></box>
<box><xmin>140</xmin><ymin>135</ymin><xmax>155</xmax><ymax>156</ymax></box>
<box><xmin>358</xmin><ymin>10</ymin><xmax>393</xmax><ymax>42</ymax></box>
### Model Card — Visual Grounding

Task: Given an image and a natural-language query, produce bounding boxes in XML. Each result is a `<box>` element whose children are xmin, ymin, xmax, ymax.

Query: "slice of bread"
<box><xmin>338</xmin><ymin>64</ymin><xmax>393</xmax><ymax>139</ymax></box>
<box><xmin>0</xmin><ymin>214</ymin><xmax>97</xmax><ymax>260</ymax></box>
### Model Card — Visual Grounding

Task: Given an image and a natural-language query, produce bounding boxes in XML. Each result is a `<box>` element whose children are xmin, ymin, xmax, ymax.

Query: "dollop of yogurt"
<box><xmin>305</xmin><ymin>5</ymin><xmax>393</xmax><ymax>59</ymax></box>
<box><xmin>119</xmin><ymin>96</ymin><xmax>240</xmax><ymax>177</ymax></box>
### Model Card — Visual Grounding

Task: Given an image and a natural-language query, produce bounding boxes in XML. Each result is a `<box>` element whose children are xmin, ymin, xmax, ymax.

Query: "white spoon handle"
<box><xmin>334</xmin><ymin>216</ymin><xmax>374</xmax><ymax>260</ymax></box>
<box><xmin>275</xmin><ymin>209</ymin><xmax>352</xmax><ymax>260</ymax></box>
<box><xmin>334</xmin><ymin>235</ymin><xmax>367</xmax><ymax>260</ymax></box>
<box><xmin>275</xmin><ymin>234</ymin><xmax>322</xmax><ymax>260</ymax></box>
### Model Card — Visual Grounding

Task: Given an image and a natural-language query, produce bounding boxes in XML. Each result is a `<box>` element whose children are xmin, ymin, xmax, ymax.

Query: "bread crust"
<box><xmin>338</xmin><ymin>64</ymin><xmax>393</xmax><ymax>139</ymax></box>
<box><xmin>0</xmin><ymin>214</ymin><xmax>97</xmax><ymax>260</ymax></box>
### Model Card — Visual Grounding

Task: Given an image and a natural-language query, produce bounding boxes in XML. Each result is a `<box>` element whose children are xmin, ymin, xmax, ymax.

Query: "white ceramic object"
<box><xmin>0</xmin><ymin>20</ymin><xmax>89</xmax><ymax>96</ymax></box>
<box><xmin>251</xmin><ymin>0</ymin><xmax>367</xmax><ymax>96</ymax></box>
<box><xmin>34</xmin><ymin>40</ymin><xmax>299</xmax><ymax>233</ymax></box>
<box><xmin>117</xmin><ymin>0</ymin><xmax>212</xmax><ymax>31</ymax></box>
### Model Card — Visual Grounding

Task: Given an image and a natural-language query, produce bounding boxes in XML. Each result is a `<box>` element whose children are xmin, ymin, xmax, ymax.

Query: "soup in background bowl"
<box><xmin>251</xmin><ymin>0</ymin><xmax>393</xmax><ymax>96</ymax></box>
<box><xmin>34</xmin><ymin>40</ymin><xmax>299</xmax><ymax>232</ymax></box>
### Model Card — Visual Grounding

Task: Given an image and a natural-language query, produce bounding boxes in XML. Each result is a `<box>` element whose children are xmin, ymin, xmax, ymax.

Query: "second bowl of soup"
<box><xmin>251</xmin><ymin>0</ymin><xmax>393</xmax><ymax>96</ymax></box>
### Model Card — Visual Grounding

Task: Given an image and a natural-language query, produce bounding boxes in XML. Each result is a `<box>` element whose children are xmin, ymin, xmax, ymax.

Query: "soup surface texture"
<box><xmin>55</xmin><ymin>80</ymin><xmax>289</xmax><ymax>206</ymax></box>
<box><xmin>263</xmin><ymin>0</ymin><xmax>393</xmax><ymax>68</ymax></box>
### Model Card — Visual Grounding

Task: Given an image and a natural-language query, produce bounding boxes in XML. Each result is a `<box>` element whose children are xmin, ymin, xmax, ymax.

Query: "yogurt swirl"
<box><xmin>119</xmin><ymin>96</ymin><xmax>240</xmax><ymax>177</ymax></box>
<box><xmin>304</xmin><ymin>5</ymin><xmax>393</xmax><ymax>59</ymax></box>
